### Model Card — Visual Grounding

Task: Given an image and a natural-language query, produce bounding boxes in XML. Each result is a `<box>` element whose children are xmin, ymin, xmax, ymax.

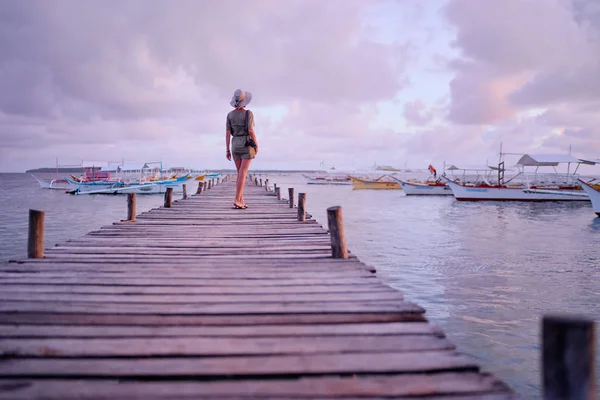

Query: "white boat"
<box><xmin>31</xmin><ymin>174</ymin><xmax>71</xmax><ymax>190</ymax></box>
<box><xmin>68</xmin><ymin>174</ymin><xmax>193</xmax><ymax>195</ymax></box>
<box><xmin>303</xmin><ymin>174</ymin><xmax>352</xmax><ymax>185</ymax></box>
<box><xmin>577</xmin><ymin>179</ymin><xmax>600</xmax><ymax>216</ymax></box>
<box><xmin>393</xmin><ymin>178</ymin><xmax>453</xmax><ymax>195</ymax></box>
<box><xmin>444</xmin><ymin>154</ymin><xmax>595</xmax><ymax>201</ymax></box>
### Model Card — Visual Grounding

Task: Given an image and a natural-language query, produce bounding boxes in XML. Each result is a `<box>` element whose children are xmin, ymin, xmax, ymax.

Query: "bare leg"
<box><xmin>235</xmin><ymin>158</ymin><xmax>252</xmax><ymax>206</ymax></box>
<box><xmin>233</xmin><ymin>159</ymin><xmax>242</xmax><ymax>206</ymax></box>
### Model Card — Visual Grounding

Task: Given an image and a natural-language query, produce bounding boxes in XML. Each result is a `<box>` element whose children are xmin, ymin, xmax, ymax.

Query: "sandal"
<box><xmin>232</xmin><ymin>203</ymin><xmax>247</xmax><ymax>209</ymax></box>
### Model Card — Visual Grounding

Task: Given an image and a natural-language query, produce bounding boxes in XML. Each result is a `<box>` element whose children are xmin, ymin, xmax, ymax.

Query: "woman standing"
<box><xmin>226</xmin><ymin>89</ymin><xmax>258</xmax><ymax>209</ymax></box>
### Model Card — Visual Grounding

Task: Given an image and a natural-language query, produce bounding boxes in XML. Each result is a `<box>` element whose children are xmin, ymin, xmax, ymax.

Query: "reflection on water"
<box><xmin>1</xmin><ymin>172</ymin><xmax>599</xmax><ymax>398</ymax></box>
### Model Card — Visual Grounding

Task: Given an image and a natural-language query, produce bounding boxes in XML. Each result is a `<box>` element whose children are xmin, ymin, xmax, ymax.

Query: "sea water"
<box><xmin>1</xmin><ymin>172</ymin><xmax>599</xmax><ymax>398</ymax></box>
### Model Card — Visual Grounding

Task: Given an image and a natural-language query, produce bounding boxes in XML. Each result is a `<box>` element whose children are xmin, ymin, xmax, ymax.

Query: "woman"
<box><xmin>226</xmin><ymin>89</ymin><xmax>258</xmax><ymax>209</ymax></box>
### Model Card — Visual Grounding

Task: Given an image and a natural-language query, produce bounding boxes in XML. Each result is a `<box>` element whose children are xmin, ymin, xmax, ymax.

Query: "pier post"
<box><xmin>265</xmin><ymin>179</ymin><xmax>269</xmax><ymax>192</ymax></box>
<box><xmin>203</xmin><ymin>181</ymin><xmax>207</xmax><ymax>191</ymax></box>
<box><xmin>274</xmin><ymin>183</ymin><xmax>278</xmax><ymax>195</ymax></box>
<box><xmin>327</xmin><ymin>206</ymin><xmax>348</xmax><ymax>259</ymax></box>
<box><xmin>255</xmin><ymin>178</ymin><xmax>258</xmax><ymax>186</ymax></box>
<box><xmin>217</xmin><ymin>178</ymin><xmax>221</xmax><ymax>185</ymax></box>
<box><xmin>208</xmin><ymin>180</ymin><xmax>212</xmax><ymax>190</ymax></box>
<box><xmin>164</xmin><ymin>188</ymin><xmax>173</xmax><ymax>208</ymax></box>
<box><xmin>27</xmin><ymin>209</ymin><xmax>44</xmax><ymax>259</ymax></box>
<box><xmin>277</xmin><ymin>186</ymin><xmax>282</xmax><ymax>201</ymax></box>
<box><xmin>298</xmin><ymin>193</ymin><xmax>306</xmax><ymax>222</ymax></box>
<box><xmin>182</xmin><ymin>184</ymin><xmax>188</xmax><ymax>200</ymax></box>
<box><xmin>127</xmin><ymin>194</ymin><xmax>136</xmax><ymax>222</ymax></box>
<box><xmin>288</xmin><ymin>188</ymin><xmax>295</xmax><ymax>208</ymax></box>
<box><xmin>196</xmin><ymin>181</ymin><xmax>203</xmax><ymax>194</ymax></box>
<box><xmin>543</xmin><ymin>315</ymin><xmax>595</xmax><ymax>399</ymax></box>
<box><xmin>260</xmin><ymin>178</ymin><xmax>263</xmax><ymax>187</ymax></box>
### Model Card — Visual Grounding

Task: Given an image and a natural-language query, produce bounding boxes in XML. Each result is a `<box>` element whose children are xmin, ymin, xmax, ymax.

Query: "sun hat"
<box><xmin>230</xmin><ymin>89</ymin><xmax>252</xmax><ymax>108</ymax></box>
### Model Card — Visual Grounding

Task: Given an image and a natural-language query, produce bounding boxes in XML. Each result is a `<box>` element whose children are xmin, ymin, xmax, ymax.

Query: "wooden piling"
<box><xmin>208</xmin><ymin>180</ymin><xmax>212</xmax><ymax>190</ymax></box>
<box><xmin>260</xmin><ymin>178</ymin><xmax>263</xmax><ymax>187</ymax></box>
<box><xmin>255</xmin><ymin>177</ymin><xmax>258</xmax><ymax>186</ymax></box>
<box><xmin>327</xmin><ymin>206</ymin><xmax>348</xmax><ymax>259</ymax></box>
<box><xmin>27</xmin><ymin>209</ymin><xmax>44</xmax><ymax>259</ymax></box>
<box><xmin>164</xmin><ymin>188</ymin><xmax>173</xmax><ymax>208</ymax></box>
<box><xmin>196</xmin><ymin>181</ymin><xmax>203</xmax><ymax>194</ymax></box>
<box><xmin>298</xmin><ymin>193</ymin><xmax>306</xmax><ymax>222</ymax></box>
<box><xmin>127</xmin><ymin>194</ymin><xmax>136</xmax><ymax>222</ymax></box>
<box><xmin>288</xmin><ymin>188</ymin><xmax>295</xmax><ymax>208</ymax></box>
<box><xmin>265</xmin><ymin>179</ymin><xmax>269</xmax><ymax>192</ymax></box>
<box><xmin>277</xmin><ymin>186</ymin><xmax>282</xmax><ymax>201</ymax></box>
<box><xmin>182</xmin><ymin>184</ymin><xmax>188</xmax><ymax>200</ymax></box>
<box><xmin>543</xmin><ymin>315</ymin><xmax>595</xmax><ymax>399</ymax></box>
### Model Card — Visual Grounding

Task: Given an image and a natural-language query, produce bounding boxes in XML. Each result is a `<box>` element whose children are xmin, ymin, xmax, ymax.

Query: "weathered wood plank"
<box><xmin>0</xmin><ymin>335</ymin><xmax>454</xmax><ymax>357</ymax></box>
<box><xmin>0</xmin><ymin>322</ymin><xmax>443</xmax><ymax>338</ymax></box>
<box><xmin>0</xmin><ymin>351</ymin><xmax>478</xmax><ymax>377</ymax></box>
<box><xmin>0</xmin><ymin>312</ymin><xmax>423</xmax><ymax>325</ymax></box>
<box><xmin>0</xmin><ymin>291</ymin><xmax>405</xmax><ymax>304</ymax></box>
<box><xmin>0</xmin><ymin>277</ymin><xmax>381</xmax><ymax>286</ymax></box>
<box><xmin>0</xmin><ymin>300</ymin><xmax>424</xmax><ymax>315</ymax></box>
<box><xmin>0</xmin><ymin>283</ymin><xmax>391</xmax><ymax>295</ymax></box>
<box><xmin>0</xmin><ymin>373</ymin><xmax>514</xmax><ymax>399</ymax></box>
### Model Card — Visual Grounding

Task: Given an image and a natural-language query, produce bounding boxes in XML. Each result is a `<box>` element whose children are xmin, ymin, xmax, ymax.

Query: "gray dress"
<box><xmin>226</xmin><ymin>109</ymin><xmax>255</xmax><ymax>160</ymax></box>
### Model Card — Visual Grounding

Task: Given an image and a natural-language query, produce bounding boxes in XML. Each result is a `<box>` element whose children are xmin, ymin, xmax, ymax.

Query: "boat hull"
<box><xmin>397</xmin><ymin>180</ymin><xmax>453</xmax><ymax>195</ymax></box>
<box><xmin>349</xmin><ymin>177</ymin><xmax>401</xmax><ymax>190</ymax></box>
<box><xmin>68</xmin><ymin>175</ymin><xmax>192</xmax><ymax>195</ymax></box>
<box><xmin>577</xmin><ymin>179</ymin><xmax>600</xmax><ymax>215</ymax></box>
<box><xmin>445</xmin><ymin>179</ymin><xmax>589</xmax><ymax>201</ymax></box>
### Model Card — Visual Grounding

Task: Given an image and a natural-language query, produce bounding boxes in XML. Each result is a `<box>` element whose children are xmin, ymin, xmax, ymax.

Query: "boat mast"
<box><xmin>497</xmin><ymin>142</ymin><xmax>505</xmax><ymax>185</ymax></box>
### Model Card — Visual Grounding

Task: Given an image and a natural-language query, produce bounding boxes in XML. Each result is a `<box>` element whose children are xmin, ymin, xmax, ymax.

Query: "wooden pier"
<box><xmin>0</xmin><ymin>177</ymin><xmax>515</xmax><ymax>399</ymax></box>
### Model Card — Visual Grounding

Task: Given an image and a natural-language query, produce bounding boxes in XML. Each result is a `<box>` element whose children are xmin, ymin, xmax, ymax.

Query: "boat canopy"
<box><xmin>516</xmin><ymin>154</ymin><xmax>596</xmax><ymax>166</ymax></box>
<box><xmin>446</xmin><ymin>164</ymin><xmax>500</xmax><ymax>171</ymax></box>
<box><xmin>117</xmin><ymin>163</ymin><xmax>151</xmax><ymax>172</ymax></box>
<box><xmin>82</xmin><ymin>161</ymin><xmax>109</xmax><ymax>169</ymax></box>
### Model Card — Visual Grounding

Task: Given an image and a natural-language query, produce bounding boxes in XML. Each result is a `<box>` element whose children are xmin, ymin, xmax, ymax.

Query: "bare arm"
<box><xmin>225</xmin><ymin>130</ymin><xmax>231</xmax><ymax>160</ymax></box>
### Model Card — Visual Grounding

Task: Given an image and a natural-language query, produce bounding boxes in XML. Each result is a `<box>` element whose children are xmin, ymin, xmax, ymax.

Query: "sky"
<box><xmin>1</xmin><ymin>0</ymin><xmax>600</xmax><ymax>172</ymax></box>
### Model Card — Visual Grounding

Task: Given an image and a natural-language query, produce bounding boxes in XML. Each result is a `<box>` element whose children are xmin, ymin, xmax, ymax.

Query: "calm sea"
<box><xmin>1</xmin><ymin>172</ymin><xmax>599</xmax><ymax>398</ymax></box>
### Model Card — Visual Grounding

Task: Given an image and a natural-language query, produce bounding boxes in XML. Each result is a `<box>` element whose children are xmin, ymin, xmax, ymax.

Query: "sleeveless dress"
<box><xmin>227</xmin><ymin>109</ymin><xmax>255</xmax><ymax>160</ymax></box>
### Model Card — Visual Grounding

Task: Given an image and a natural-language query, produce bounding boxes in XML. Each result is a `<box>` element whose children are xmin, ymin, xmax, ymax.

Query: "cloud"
<box><xmin>432</xmin><ymin>0</ymin><xmax>600</xmax><ymax>162</ymax></box>
<box><xmin>403</xmin><ymin>100</ymin><xmax>435</xmax><ymax>126</ymax></box>
<box><xmin>0</xmin><ymin>0</ymin><xmax>409</xmax><ymax>171</ymax></box>
<box><xmin>444</xmin><ymin>0</ymin><xmax>599</xmax><ymax>125</ymax></box>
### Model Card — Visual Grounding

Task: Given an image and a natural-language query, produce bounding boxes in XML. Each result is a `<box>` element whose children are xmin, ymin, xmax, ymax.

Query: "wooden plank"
<box><xmin>0</xmin><ymin>300</ymin><xmax>424</xmax><ymax>315</ymax></box>
<box><xmin>0</xmin><ymin>312</ymin><xmax>423</xmax><ymax>325</ymax></box>
<box><xmin>0</xmin><ymin>277</ymin><xmax>381</xmax><ymax>286</ymax></box>
<box><xmin>0</xmin><ymin>373</ymin><xmax>512</xmax><ymax>399</ymax></box>
<box><xmin>0</xmin><ymin>291</ymin><xmax>405</xmax><ymax>304</ymax></box>
<box><xmin>0</xmin><ymin>270</ymin><xmax>373</xmax><ymax>279</ymax></box>
<box><xmin>0</xmin><ymin>322</ymin><xmax>443</xmax><ymax>338</ymax></box>
<box><xmin>0</xmin><ymin>351</ymin><xmax>478</xmax><ymax>377</ymax></box>
<box><xmin>0</xmin><ymin>284</ymin><xmax>392</xmax><ymax>295</ymax></box>
<box><xmin>0</xmin><ymin>335</ymin><xmax>454</xmax><ymax>357</ymax></box>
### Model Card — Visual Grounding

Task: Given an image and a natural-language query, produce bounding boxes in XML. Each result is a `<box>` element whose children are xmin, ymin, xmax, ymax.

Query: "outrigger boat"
<box><xmin>577</xmin><ymin>179</ymin><xmax>600</xmax><ymax>216</ymax></box>
<box><xmin>302</xmin><ymin>174</ymin><xmax>352</xmax><ymax>185</ymax></box>
<box><xmin>31</xmin><ymin>175</ymin><xmax>71</xmax><ymax>190</ymax></box>
<box><xmin>348</xmin><ymin>175</ymin><xmax>402</xmax><ymax>190</ymax></box>
<box><xmin>390</xmin><ymin>164</ymin><xmax>453</xmax><ymax>195</ymax></box>
<box><xmin>444</xmin><ymin>154</ymin><xmax>596</xmax><ymax>201</ymax></box>
<box><xmin>67</xmin><ymin>174</ymin><xmax>193</xmax><ymax>195</ymax></box>
<box><xmin>392</xmin><ymin>177</ymin><xmax>452</xmax><ymax>195</ymax></box>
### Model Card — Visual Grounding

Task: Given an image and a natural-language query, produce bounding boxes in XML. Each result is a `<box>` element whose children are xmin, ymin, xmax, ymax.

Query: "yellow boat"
<box><xmin>349</xmin><ymin>175</ymin><xmax>402</xmax><ymax>190</ymax></box>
